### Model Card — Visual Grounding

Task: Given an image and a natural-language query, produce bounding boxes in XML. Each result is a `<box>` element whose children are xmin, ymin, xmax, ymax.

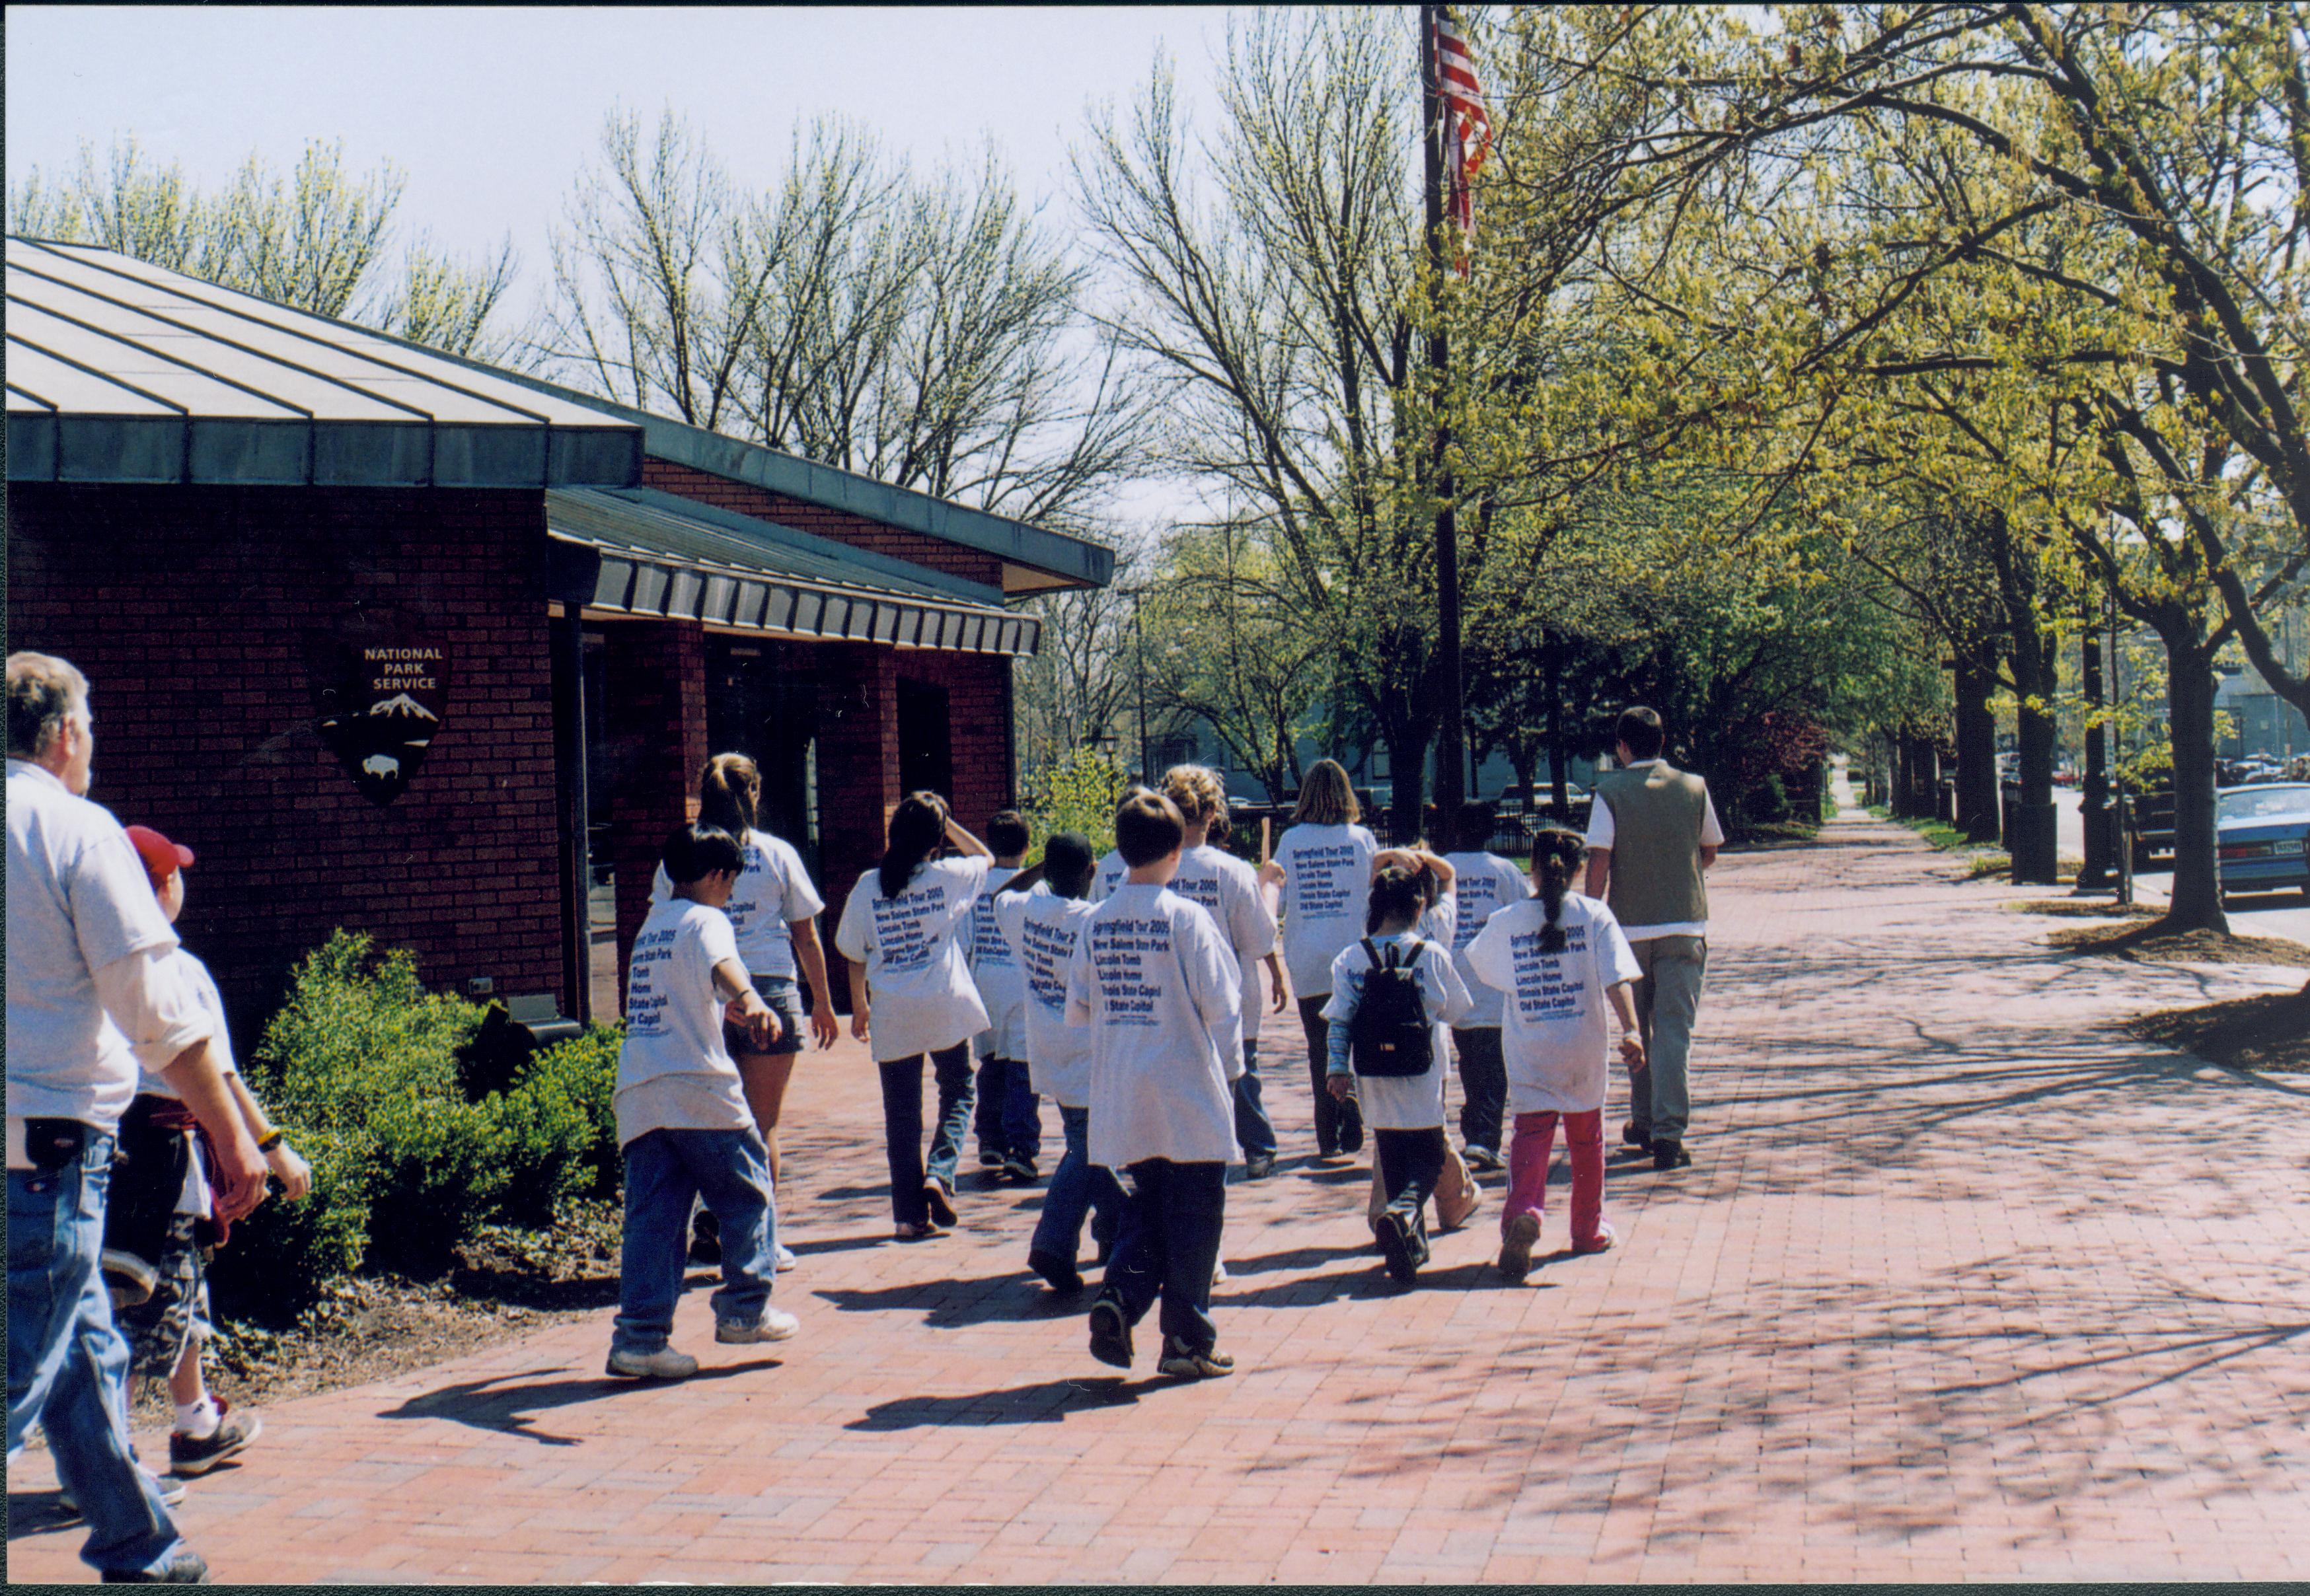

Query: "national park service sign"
<box><xmin>306</xmin><ymin>622</ymin><xmax>451</xmax><ymax>806</ymax></box>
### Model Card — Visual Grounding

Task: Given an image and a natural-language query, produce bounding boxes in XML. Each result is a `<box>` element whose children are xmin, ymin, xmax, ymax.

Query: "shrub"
<box><xmin>1022</xmin><ymin>746</ymin><xmax>1129</xmax><ymax>858</ymax></box>
<box><xmin>518</xmin><ymin>1024</ymin><xmax>624</xmax><ymax>1199</ymax></box>
<box><xmin>362</xmin><ymin>1095</ymin><xmax>512</xmax><ymax>1275</ymax></box>
<box><xmin>248</xmin><ymin>931</ymin><xmax>482</xmax><ymax>1134</ymax></box>
<box><xmin>1754</xmin><ymin>774</ymin><xmax>1791</xmax><ymax>823</ymax></box>
<box><xmin>205</xmin><ymin>1126</ymin><xmax>371</xmax><ymax>1324</ymax></box>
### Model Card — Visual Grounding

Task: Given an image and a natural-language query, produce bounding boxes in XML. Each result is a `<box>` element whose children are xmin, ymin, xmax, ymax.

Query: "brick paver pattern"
<box><xmin>11</xmin><ymin>813</ymin><xmax>2309</xmax><ymax>1582</ymax></box>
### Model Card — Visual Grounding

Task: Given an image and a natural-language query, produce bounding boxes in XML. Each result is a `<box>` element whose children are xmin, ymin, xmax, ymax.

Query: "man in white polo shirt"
<box><xmin>7</xmin><ymin>651</ymin><xmax>268</xmax><ymax>1585</ymax></box>
<box><xmin>1583</xmin><ymin>706</ymin><xmax>1722</xmax><ymax>1172</ymax></box>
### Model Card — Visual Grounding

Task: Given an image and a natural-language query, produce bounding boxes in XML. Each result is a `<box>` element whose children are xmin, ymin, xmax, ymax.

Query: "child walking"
<box><xmin>1323</xmin><ymin>865</ymin><xmax>1472</xmax><ymax>1284</ymax></box>
<box><xmin>650</xmin><ymin>754</ymin><xmax>839</xmax><ymax>1272</ymax></box>
<box><xmin>1068</xmin><ymin>793</ymin><xmax>1245</xmax><ymax>1377</ymax></box>
<box><xmin>835</xmin><ymin>792</ymin><xmax>995</xmax><ymax>1238</ymax></box>
<box><xmin>996</xmin><ymin>832</ymin><xmax>1123</xmax><ymax>1292</ymax></box>
<box><xmin>1463</xmin><ymin>827</ymin><xmax>1646</xmax><ymax>1283</ymax></box>
<box><xmin>1259</xmin><ymin>758</ymin><xmax>1378</xmax><ymax>1159</ymax></box>
<box><xmin>102</xmin><ymin>825</ymin><xmax>313</xmax><ymax>1478</ymax></box>
<box><xmin>610</xmin><ymin>823</ymin><xmax>794</xmax><ymax>1379</ymax></box>
<box><xmin>969</xmin><ymin>811</ymin><xmax>1041</xmax><ymax>1182</ymax></box>
<box><xmin>1442</xmin><ymin>802</ymin><xmax>1532</xmax><ymax>1173</ymax></box>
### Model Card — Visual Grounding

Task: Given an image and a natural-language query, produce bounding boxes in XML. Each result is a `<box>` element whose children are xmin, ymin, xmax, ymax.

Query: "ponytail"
<box><xmin>879</xmin><ymin>790</ymin><xmax>949</xmax><ymax>899</ymax></box>
<box><xmin>1529</xmin><ymin>826</ymin><xmax>1588</xmax><ymax>953</ymax></box>
<box><xmin>697</xmin><ymin>753</ymin><xmax>761</xmax><ymax>838</ymax></box>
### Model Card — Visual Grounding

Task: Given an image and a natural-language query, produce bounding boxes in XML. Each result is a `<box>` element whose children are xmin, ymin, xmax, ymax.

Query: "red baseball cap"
<box><xmin>123</xmin><ymin>824</ymin><xmax>195</xmax><ymax>886</ymax></box>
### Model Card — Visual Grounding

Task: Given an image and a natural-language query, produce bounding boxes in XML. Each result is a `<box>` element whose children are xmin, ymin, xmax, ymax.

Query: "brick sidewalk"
<box><xmin>12</xmin><ymin>813</ymin><xmax>2309</xmax><ymax>1582</ymax></box>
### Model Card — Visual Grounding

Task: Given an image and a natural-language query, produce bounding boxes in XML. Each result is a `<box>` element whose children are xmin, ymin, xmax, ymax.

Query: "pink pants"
<box><xmin>1502</xmin><ymin>1108</ymin><xmax>1606</xmax><ymax>1251</ymax></box>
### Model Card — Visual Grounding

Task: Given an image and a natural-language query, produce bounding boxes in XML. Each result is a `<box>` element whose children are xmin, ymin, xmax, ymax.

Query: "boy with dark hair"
<box><xmin>1067</xmin><ymin>794</ymin><xmax>1244</xmax><ymax>1378</ymax></box>
<box><xmin>1442</xmin><ymin>802</ymin><xmax>1530</xmax><ymax>1171</ymax></box>
<box><xmin>609</xmin><ymin>823</ymin><xmax>793</xmax><ymax>1380</ymax></box>
<box><xmin>969</xmin><ymin>809</ymin><xmax>1041</xmax><ymax>1182</ymax></box>
<box><xmin>998</xmin><ymin>832</ymin><xmax>1123</xmax><ymax>1291</ymax></box>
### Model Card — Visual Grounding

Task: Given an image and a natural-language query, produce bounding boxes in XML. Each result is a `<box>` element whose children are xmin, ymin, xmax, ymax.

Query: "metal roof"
<box><xmin>392</xmin><ymin>355</ymin><xmax>1115</xmax><ymax>596</ymax></box>
<box><xmin>547</xmin><ymin>487</ymin><xmax>1039</xmax><ymax>657</ymax></box>
<box><xmin>4</xmin><ymin>237</ymin><xmax>641</xmax><ymax>488</ymax></box>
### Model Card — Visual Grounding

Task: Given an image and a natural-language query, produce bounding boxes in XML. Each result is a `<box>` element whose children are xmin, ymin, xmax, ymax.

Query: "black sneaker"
<box><xmin>1157</xmin><ymin>1336</ymin><xmax>1236</xmax><ymax>1379</ymax></box>
<box><xmin>978</xmin><ymin>1147</ymin><xmax>1007</xmax><ymax>1169</ymax></box>
<box><xmin>1462</xmin><ymin>1143</ymin><xmax>1503</xmax><ymax>1173</ymax></box>
<box><xmin>1337</xmin><ymin>1100</ymin><xmax>1365</xmax><ymax>1155</ymax></box>
<box><xmin>1622</xmin><ymin>1120</ymin><xmax>1650</xmax><ymax>1149</ymax></box>
<box><xmin>1651</xmin><ymin>1138</ymin><xmax>1692</xmax><ymax>1171</ymax></box>
<box><xmin>168</xmin><ymin>1400</ymin><xmax>260</xmax><ymax>1476</ymax></box>
<box><xmin>1088</xmin><ymin>1296</ymin><xmax>1134</xmax><ymax>1368</ymax></box>
<box><xmin>1027</xmin><ymin>1247</ymin><xmax>1083</xmax><ymax>1294</ymax></box>
<box><xmin>922</xmin><ymin>1177</ymin><xmax>959</xmax><ymax>1229</ymax></box>
<box><xmin>1243</xmin><ymin>1151</ymin><xmax>1275</xmax><ymax>1180</ymax></box>
<box><xmin>1002</xmin><ymin>1153</ymin><xmax>1040</xmax><ymax>1185</ymax></box>
<box><xmin>100</xmin><ymin>1550</ymin><xmax>209</xmax><ymax>1584</ymax></box>
<box><xmin>1375</xmin><ymin>1210</ymin><xmax>1425</xmax><ymax>1284</ymax></box>
<box><xmin>688</xmin><ymin>1208</ymin><xmax>722</xmax><ymax>1264</ymax></box>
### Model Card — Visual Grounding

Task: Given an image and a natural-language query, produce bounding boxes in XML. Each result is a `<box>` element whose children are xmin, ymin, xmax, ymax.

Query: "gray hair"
<box><xmin>7</xmin><ymin>652</ymin><xmax>90</xmax><ymax>760</ymax></box>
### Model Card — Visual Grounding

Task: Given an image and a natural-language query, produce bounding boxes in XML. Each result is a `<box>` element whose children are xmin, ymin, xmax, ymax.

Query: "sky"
<box><xmin>5</xmin><ymin>6</ymin><xmax>1230</xmax><ymax>275</ymax></box>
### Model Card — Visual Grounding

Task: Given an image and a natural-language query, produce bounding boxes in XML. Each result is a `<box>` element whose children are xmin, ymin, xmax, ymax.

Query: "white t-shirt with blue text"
<box><xmin>968</xmin><ymin>864</ymin><xmax>1029</xmax><ymax>1059</ymax></box>
<box><xmin>615</xmin><ymin>898</ymin><xmax>754</xmax><ymax>1147</ymax></box>
<box><xmin>1273</xmin><ymin>822</ymin><xmax>1379</xmax><ymax>997</ymax></box>
<box><xmin>649</xmin><ymin>828</ymin><xmax>824</xmax><ymax>980</ymax></box>
<box><xmin>835</xmin><ymin>854</ymin><xmax>992</xmax><ymax>1063</ymax></box>
<box><xmin>1442</xmin><ymin>852</ymin><xmax>1533</xmax><ymax>1028</ymax></box>
<box><xmin>1464</xmin><ymin>893</ymin><xmax>1641</xmax><ymax>1115</ymax></box>
<box><xmin>995</xmin><ymin>883</ymin><xmax>1099</xmax><ymax>1107</ymax></box>
<box><xmin>1064</xmin><ymin>884</ymin><xmax>1244</xmax><ymax>1168</ymax></box>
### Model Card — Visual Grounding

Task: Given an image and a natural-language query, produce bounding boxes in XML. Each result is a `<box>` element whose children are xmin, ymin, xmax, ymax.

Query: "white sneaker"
<box><xmin>716</xmin><ymin>1307</ymin><xmax>800</xmax><ymax>1344</ymax></box>
<box><xmin>774</xmin><ymin>1243</ymin><xmax>798</xmax><ymax>1272</ymax></box>
<box><xmin>605</xmin><ymin>1344</ymin><xmax>698</xmax><ymax>1379</ymax></box>
<box><xmin>1211</xmin><ymin>1258</ymin><xmax>1229</xmax><ymax>1284</ymax></box>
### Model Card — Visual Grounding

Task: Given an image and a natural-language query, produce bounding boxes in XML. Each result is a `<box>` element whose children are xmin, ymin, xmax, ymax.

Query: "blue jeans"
<box><xmin>614</xmin><ymin>1128</ymin><xmax>777</xmax><ymax>1354</ymax></box>
<box><xmin>1235</xmin><ymin>1039</ymin><xmax>1277</xmax><ymax>1158</ymax></box>
<box><xmin>972</xmin><ymin>1053</ymin><xmax>1043</xmax><ymax>1163</ymax></box>
<box><xmin>1099</xmin><ymin>1158</ymin><xmax>1228</xmax><ymax>1354</ymax></box>
<box><xmin>880</xmin><ymin>1044</ymin><xmax>974</xmax><ymax>1225</ymax></box>
<box><xmin>1029</xmin><ymin>1105</ymin><xmax>1124</xmax><ymax>1266</ymax></box>
<box><xmin>8</xmin><ymin>1131</ymin><xmax>186</xmax><ymax>1576</ymax></box>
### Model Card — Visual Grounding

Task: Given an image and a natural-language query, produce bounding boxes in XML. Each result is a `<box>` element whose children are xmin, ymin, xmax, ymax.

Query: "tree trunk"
<box><xmin>2078</xmin><ymin>624</ymin><xmax>2112</xmax><ymax>889</ymax></box>
<box><xmin>2158</xmin><ymin>629</ymin><xmax>2230</xmax><ymax>934</ymax></box>
<box><xmin>1544</xmin><ymin>635</ymin><xmax>1571</xmax><ymax>815</ymax></box>
<box><xmin>2005</xmin><ymin>626</ymin><xmax>2060</xmax><ymax>885</ymax></box>
<box><xmin>1953</xmin><ymin>646</ymin><xmax>2001</xmax><ymax>842</ymax></box>
<box><xmin>1385</xmin><ymin>720</ymin><xmax>1431</xmax><ymax>847</ymax></box>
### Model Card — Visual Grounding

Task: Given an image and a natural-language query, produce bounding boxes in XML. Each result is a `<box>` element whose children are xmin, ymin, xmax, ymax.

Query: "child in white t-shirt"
<box><xmin>998</xmin><ymin>832</ymin><xmax>1123</xmax><ymax>1293</ymax></box>
<box><xmin>610</xmin><ymin>823</ymin><xmax>793</xmax><ymax>1379</ymax></box>
<box><xmin>835</xmin><ymin>791</ymin><xmax>995</xmax><ymax>1238</ymax></box>
<box><xmin>1068</xmin><ymin>792</ymin><xmax>1244</xmax><ymax>1379</ymax></box>
<box><xmin>1443</xmin><ymin>802</ymin><xmax>1532</xmax><ymax>1173</ymax></box>
<box><xmin>1323</xmin><ymin>865</ymin><xmax>1472</xmax><ymax>1284</ymax></box>
<box><xmin>1464</xmin><ymin>827</ymin><xmax>1646</xmax><ymax>1284</ymax></box>
<box><xmin>1257</xmin><ymin>758</ymin><xmax>1378</xmax><ymax>1161</ymax></box>
<box><xmin>969</xmin><ymin>810</ymin><xmax>1041</xmax><ymax>1182</ymax></box>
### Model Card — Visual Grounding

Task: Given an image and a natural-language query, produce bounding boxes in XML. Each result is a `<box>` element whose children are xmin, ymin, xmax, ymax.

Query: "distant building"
<box><xmin>2217</xmin><ymin>657</ymin><xmax>2307</xmax><ymax>762</ymax></box>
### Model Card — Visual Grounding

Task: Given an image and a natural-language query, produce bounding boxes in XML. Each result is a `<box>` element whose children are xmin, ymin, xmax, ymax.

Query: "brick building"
<box><xmin>4</xmin><ymin>238</ymin><xmax>1110</xmax><ymax>1035</ymax></box>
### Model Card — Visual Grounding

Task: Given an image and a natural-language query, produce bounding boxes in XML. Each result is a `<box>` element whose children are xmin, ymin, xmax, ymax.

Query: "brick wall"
<box><xmin>601</xmin><ymin>619</ymin><xmax>709</xmax><ymax>993</ymax></box>
<box><xmin>642</xmin><ymin>456</ymin><xmax>1006</xmax><ymax>591</ymax></box>
<box><xmin>6</xmin><ymin>484</ymin><xmax>566</xmax><ymax>1041</ymax></box>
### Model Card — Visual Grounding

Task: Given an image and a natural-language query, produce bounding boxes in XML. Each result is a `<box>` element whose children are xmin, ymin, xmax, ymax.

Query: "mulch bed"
<box><xmin>2012</xmin><ymin>899</ymin><xmax>2159</xmax><ymax>919</ymax></box>
<box><xmin>2049</xmin><ymin>920</ymin><xmax>2310</xmax><ymax>968</ymax></box>
<box><xmin>2130</xmin><ymin>990</ymin><xmax>2310</xmax><ymax>1073</ymax></box>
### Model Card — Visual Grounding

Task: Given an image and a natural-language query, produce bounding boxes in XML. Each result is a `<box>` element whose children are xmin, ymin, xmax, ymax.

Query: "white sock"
<box><xmin>174</xmin><ymin>1397</ymin><xmax>220</xmax><ymax>1439</ymax></box>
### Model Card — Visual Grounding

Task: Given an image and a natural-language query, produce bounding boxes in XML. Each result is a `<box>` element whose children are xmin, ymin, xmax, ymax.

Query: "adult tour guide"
<box><xmin>7</xmin><ymin>651</ymin><xmax>268</xmax><ymax>1585</ymax></box>
<box><xmin>1584</xmin><ymin>706</ymin><xmax>1722</xmax><ymax>1172</ymax></box>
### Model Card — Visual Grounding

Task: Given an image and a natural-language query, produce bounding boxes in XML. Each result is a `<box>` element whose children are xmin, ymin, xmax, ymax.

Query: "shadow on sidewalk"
<box><xmin>815</xmin><ymin>1273</ymin><xmax>1084</xmax><ymax>1328</ymax></box>
<box><xmin>847</xmin><ymin>1375</ymin><xmax>1138</xmax><ymax>1431</ymax></box>
<box><xmin>376</xmin><ymin>1360</ymin><xmax>782</xmax><ymax>1445</ymax></box>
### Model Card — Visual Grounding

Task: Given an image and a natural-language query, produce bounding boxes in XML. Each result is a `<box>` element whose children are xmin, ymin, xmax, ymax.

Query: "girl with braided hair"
<box><xmin>1463</xmin><ymin>827</ymin><xmax>1646</xmax><ymax>1283</ymax></box>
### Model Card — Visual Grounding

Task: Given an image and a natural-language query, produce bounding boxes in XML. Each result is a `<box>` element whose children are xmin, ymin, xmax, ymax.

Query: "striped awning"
<box><xmin>546</xmin><ymin>487</ymin><xmax>1039</xmax><ymax>657</ymax></box>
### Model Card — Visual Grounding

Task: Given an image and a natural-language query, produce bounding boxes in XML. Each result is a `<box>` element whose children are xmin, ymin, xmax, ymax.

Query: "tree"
<box><xmin>541</xmin><ymin>109</ymin><xmax>1150</xmax><ymax>534</ymax></box>
<box><xmin>1012</xmin><ymin>537</ymin><xmax>1152</xmax><ymax>778</ymax></box>
<box><xmin>7</xmin><ymin>135</ymin><xmax>521</xmax><ymax>360</ymax></box>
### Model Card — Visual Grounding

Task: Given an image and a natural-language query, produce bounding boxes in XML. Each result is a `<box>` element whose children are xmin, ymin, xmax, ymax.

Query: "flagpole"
<box><xmin>1422</xmin><ymin>5</ymin><xmax>1469</xmax><ymax>841</ymax></box>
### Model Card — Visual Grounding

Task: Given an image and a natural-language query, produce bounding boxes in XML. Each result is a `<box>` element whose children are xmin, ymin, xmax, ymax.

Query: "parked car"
<box><xmin>2216</xmin><ymin>782</ymin><xmax>2310</xmax><ymax>902</ymax></box>
<box><xmin>2123</xmin><ymin>774</ymin><xmax>2177</xmax><ymax>869</ymax></box>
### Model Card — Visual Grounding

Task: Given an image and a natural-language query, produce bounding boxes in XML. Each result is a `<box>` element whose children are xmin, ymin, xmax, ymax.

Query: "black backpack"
<box><xmin>1349</xmin><ymin>937</ymin><xmax>1434</xmax><ymax>1077</ymax></box>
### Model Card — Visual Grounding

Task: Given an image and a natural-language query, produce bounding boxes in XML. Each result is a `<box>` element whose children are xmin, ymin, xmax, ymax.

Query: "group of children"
<box><xmin>607</xmin><ymin>749</ymin><xmax>1652</xmax><ymax>1383</ymax></box>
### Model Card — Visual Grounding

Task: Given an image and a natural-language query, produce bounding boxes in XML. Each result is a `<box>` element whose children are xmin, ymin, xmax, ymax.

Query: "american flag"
<box><xmin>1432</xmin><ymin>7</ymin><xmax>1492</xmax><ymax>275</ymax></box>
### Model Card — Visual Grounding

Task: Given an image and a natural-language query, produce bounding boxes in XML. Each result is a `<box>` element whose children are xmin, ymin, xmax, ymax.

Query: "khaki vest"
<box><xmin>1595</xmin><ymin>764</ymin><xmax>1709</xmax><ymax>929</ymax></box>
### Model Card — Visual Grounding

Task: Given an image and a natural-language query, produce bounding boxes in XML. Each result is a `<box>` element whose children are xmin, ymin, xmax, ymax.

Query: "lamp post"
<box><xmin>1121</xmin><ymin>587</ymin><xmax>1150</xmax><ymax>782</ymax></box>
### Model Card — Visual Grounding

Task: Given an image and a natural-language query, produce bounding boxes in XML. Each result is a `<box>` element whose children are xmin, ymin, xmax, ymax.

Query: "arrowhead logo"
<box><xmin>306</xmin><ymin>620</ymin><xmax>452</xmax><ymax>806</ymax></box>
